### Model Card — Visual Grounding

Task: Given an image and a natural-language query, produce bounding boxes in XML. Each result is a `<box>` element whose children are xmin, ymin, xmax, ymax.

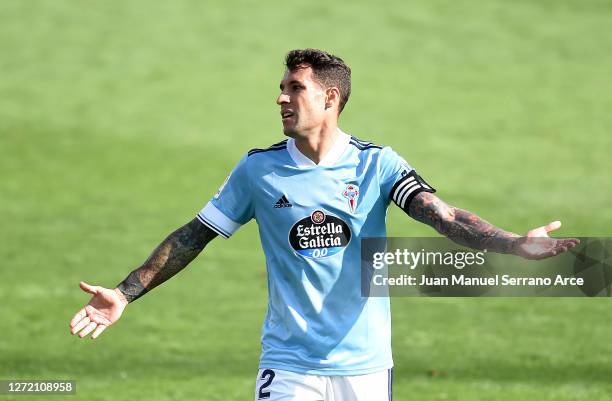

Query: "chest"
<box><xmin>250</xmin><ymin>164</ymin><xmax>381</xmax><ymax>225</ymax></box>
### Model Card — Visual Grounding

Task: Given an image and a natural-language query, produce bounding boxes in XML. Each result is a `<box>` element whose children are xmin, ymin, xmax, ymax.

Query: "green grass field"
<box><xmin>1</xmin><ymin>1</ymin><xmax>611</xmax><ymax>400</ymax></box>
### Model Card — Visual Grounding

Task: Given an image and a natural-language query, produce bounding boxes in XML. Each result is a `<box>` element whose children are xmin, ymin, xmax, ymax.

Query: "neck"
<box><xmin>293</xmin><ymin>123</ymin><xmax>339</xmax><ymax>164</ymax></box>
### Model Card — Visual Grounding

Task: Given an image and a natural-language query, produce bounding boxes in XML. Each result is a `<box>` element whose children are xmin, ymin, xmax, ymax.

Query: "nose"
<box><xmin>276</xmin><ymin>93</ymin><xmax>289</xmax><ymax>105</ymax></box>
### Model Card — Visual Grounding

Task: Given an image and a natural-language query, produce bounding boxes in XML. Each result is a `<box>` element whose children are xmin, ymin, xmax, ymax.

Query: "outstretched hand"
<box><xmin>514</xmin><ymin>221</ymin><xmax>580</xmax><ymax>260</ymax></box>
<box><xmin>69</xmin><ymin>282</ymin><xmax>128</xmax><ymax>339</ymax></box>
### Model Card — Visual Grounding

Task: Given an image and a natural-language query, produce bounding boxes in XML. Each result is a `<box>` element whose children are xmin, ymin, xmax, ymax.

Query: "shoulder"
<box><xmin>349</xmin><ymin>136</ymin><xmax>406</xmax><ymax>165</ymax></box>
<box><xmin>347</xmin><ymin>135</ymin><xmax>383</xmax><ymax>152</ymax></box>
<box><xmin>347</xmin><ymin>135</ymin><xmax>391</xmax><ymax>164</ymax></box>
<box><xmin>346</xmin><ymin>134</ymin><xmax>415</xmax><ymax>179</ymax></box>
<box><xmin>247</xmin><ymin>139</ymin><xmax>288</xmax><ymax>157</ymax></box>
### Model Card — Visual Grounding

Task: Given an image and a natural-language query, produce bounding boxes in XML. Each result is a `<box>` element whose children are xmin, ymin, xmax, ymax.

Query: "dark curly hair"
<box><xmin>285</xmin><ymin>48</ymin><xmax>351</xmax><ymax>114</ymax></box>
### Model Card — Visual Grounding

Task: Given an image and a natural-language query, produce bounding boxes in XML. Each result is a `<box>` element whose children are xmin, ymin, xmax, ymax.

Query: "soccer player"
<box><xmin>69</xmin><ymin>49</ymin><xmax>579</xmax><ymax>401</ymax></box>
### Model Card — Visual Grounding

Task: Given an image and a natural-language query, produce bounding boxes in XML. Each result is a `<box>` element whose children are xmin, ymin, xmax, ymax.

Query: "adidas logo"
<box><xmin>274</xmin><ymin>195</ymin><xmax>292</xmax><ymax>208</ymax></box>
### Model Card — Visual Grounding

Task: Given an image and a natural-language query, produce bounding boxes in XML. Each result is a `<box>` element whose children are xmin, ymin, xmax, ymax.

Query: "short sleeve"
<box><xmin>197</xmin><ymin>155</ymin><xmax>254</xmax><ymax>238</ymax></box>
<box><xmin>379</xmin><ymin>147</ymin><xmax>436</xmax><ymax>210</ymax></box>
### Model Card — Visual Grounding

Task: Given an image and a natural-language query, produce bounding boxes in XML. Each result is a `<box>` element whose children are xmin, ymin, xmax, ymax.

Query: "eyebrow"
<box><xmin>279</xmin><ymin>80</ymin><xmax>303</xmax><ymax>90</ymax></box>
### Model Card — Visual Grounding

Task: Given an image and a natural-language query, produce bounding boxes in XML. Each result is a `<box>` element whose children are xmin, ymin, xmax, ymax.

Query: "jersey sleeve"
<box><xmin>196</xmin><ymin>155</ymin><xmax>254</xmax><ymax>238</ymax></box>
<box><xmin>379</xmin><ymin>147</ymin><xmax>436</xmax><ymax>211</ymax></box>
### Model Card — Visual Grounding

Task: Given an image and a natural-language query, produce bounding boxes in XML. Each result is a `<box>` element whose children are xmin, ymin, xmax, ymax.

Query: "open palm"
<box><xmin>515</xmin><ymin>221</ymin><xmax>580</xmax><ymax>260</ymax></box>
<box><xmin>69</xmin><ymin>282</ymin><xmax>127</xmax><ymax>339</ymax></box>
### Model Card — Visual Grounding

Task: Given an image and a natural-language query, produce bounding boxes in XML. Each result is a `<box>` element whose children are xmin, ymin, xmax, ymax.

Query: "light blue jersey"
<box><xmin>197</xmin><ymin>130</ymin><xmax>434</xmax><ymax>375</ymax></box>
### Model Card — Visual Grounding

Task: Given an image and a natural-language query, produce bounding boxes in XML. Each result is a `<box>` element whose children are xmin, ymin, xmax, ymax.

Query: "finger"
<box><xmin>526</xmin><ymin>227</ymin><xmax>549</xmax><ymax>238</ymax></box>
<box><xmin>544</xmin><ymin>221</ymin><xmax>562</xmax><ymax>233</ymax></box>
<box><xmin>85</xmin><ymin>307</ymin><xmax>112</xmax><ymax>326</ymax></box>
<box><xmin>71</xmin><ymin>316</ymin><xmax>90</xmax><ymax>335</ymax></box>
<box><xmin>91</xmin><ymin>325</ymin><xmax>107</xmax><ymax>339</ymax></box>
<box><xmin>562</xmin><ymin>238</ymin><xmax>580</xmax><ymax>247</ymax></box>
<box><xmin>79</xmin><ymin>321</ymin><xmax>98</xmax><ymax>338</ymax></box>
<box><xmin>556</xmin><ymin>241</ymin><xmax>576</xmax><ymax>253</ymax></box>
<box><xmin>79</xmin><ymin>281</ymin><xmax>98</xmax><ymax>295</ymax></box>
<box><xmin>555</xmin><ymin>239</ymin><xmax>579</xmax><ymax>250</ymax></box>
<box><xmin>70</xmin><ymin>308</ymin><xmax>86</xmax><ymax>328</ymax></box>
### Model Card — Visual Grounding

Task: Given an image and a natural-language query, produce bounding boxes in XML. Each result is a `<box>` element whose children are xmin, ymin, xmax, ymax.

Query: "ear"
<box><xmin>325</xmin><ymin>87</ymin><xmax>341</xmax><ymax>111</ymax></box>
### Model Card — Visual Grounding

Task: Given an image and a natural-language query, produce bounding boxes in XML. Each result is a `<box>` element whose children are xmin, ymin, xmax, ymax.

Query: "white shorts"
<box><xmin>254</xmin><ymin>368</ymin><xmax>393</xmax><ymax>401</ymax></box>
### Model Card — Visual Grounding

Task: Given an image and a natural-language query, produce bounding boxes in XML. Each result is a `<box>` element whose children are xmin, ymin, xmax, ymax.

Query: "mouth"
<box><xmin>281</xmin><ymin>110</ymin><xmax>295</xmax><ymax>121</ymax></box>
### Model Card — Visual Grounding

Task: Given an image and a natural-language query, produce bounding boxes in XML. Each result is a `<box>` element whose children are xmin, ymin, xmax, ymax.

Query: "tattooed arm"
<box><xmin>116</xmin><ymin>218</ymin><xmax>218</xmax><ymax>302</ymax></box>
<box><xmin>406</xmin><ymin>192</ymin><xmax>579</xmax><ymax>257</ymax></box>
<box><xmin>69</xmin><ymin>218</ymin><xmax>217</xmax><ymax>339</ymax></box>
<box><xmin>407</xmin><ymin>192</ymin><xmax>519</xmax><ymax>253</ymax></box>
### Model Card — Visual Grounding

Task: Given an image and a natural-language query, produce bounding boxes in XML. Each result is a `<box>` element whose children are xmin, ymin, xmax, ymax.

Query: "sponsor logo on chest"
<box><xmin>288</xmin><ymin>210</ymin><xmax>351</xmax><ymax>259</ymax></box>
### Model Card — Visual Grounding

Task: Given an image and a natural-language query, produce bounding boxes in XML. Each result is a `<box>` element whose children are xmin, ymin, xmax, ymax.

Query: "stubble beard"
<box><xmin>283</xmin><ymin>126</ymin><xmax>298</xmax><ymax>138</ymax></box>
<box><xmin>282</xmin><ymin>118</ymin><xmax>305</xmax><ymax>139</ymax></box>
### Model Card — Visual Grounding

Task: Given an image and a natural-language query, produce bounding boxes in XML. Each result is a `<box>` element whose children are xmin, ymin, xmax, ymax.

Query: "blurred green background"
<box><xmin>1</xmin><ymin>0</ymin><xmax>611</xmax><ymax>400</ymax></box>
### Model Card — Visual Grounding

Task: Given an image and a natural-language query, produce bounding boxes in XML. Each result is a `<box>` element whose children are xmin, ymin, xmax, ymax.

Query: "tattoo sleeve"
<box><xmin>407</xmin><ymin>192</ymin><xmax>519</xmax><ymax>253</ymax></box>
<box><xmin>116</xmin><ymin>218</ymin><xmax>218</xmax><ymax>303</ymax></box>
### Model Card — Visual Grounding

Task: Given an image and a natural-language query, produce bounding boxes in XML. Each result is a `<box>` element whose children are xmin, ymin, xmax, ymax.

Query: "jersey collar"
<box><xmin>287</xmin><ymin>129</ymin><xmax>351</xmax><ymax>168</ymax></box>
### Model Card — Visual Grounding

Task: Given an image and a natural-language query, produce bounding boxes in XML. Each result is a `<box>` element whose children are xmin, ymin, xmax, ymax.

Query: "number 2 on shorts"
<box><xmin>258</xmin><ymin>369</ymin><xmax>275</xmax><ymax>399</ymax></box>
